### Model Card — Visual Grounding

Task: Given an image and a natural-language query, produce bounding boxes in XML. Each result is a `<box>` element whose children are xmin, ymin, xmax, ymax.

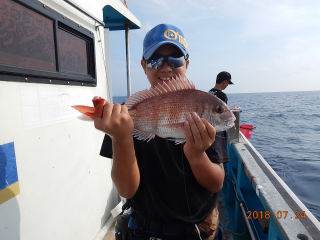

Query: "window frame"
<box><xmin>0</xmin><ymin>0</ymin><xmax>97</xmax><ymax>87</ymax></box>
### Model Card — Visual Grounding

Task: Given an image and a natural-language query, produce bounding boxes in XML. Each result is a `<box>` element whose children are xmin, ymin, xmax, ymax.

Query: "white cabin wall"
<box><xmin>0</xmin><ymin>0</ymin><xmax>117</xmax><ymax>240</ymax></box>
<box><xmin>104</xmin><ymin>28</ymin><xmax>113</xmax><ymax>103</ymax></box>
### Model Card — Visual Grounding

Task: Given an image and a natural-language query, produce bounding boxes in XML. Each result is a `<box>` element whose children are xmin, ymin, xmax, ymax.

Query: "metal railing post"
<box><xmin>227</xmin><ymin>110</ymin><xmax>240</xmax><ymax>144</ymax></box>
<box><xmin>124</xmin><ymin>23</ymin><xmax>131</xmax><ymax>97</ymax></box>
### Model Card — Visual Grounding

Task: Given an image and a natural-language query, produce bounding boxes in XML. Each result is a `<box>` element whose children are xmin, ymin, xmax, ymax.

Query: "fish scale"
<box><xmin>130</xmin><ymin>90</ymin><xmax>205</xmax><ymax>139</ymax></box>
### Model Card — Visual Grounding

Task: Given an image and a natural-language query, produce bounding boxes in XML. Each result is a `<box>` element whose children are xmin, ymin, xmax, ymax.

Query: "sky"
<box><xmin>108</xmin><ymin>0</ymin><xmax>320</xmax><ymax>96</ymax></box>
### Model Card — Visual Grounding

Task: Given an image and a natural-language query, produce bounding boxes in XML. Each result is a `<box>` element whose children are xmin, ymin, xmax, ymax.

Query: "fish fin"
<box><xmin>174</xmin><ymin>139</ymin><xmax>186</xmax><ymax>144</ymax></box>
<box><xmin>133</xmin><ymin>129</ymin><xmax>155</xmax><ymax>142</ymax></box>
<box><xmin>77</xmin><ymin>114</ymin><xmax>94</xmax><ymax>121</ymax></box>
<box><xmin>72</xmin><ymin>105</ymin><xmax>95</xmax><ymax>119</ymax></box>
<box><xmin>125</xmin><ymin>77</ymin><xmax>195</xmax><ymax>109</ymax></box>
<box><xmin>166</xmin><ymin>138</ymin><xmax>186</xmax><ymax>145</ymax></box>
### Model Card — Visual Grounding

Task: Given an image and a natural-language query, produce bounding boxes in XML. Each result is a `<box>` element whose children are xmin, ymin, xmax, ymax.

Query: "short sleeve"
<box><xmin>209</xmin><ymin>88</ymin><xmax>228</xmax><ymax>104</ymax></box>
<box><xmin>100</xmin><ymin>134</ymin><xmax>113</xmax><ymax>158</ymax></box>
<box><xmin>214</xmin><ymin>91</ymin><xmax>228</xmax><ymax>104</ymax></box>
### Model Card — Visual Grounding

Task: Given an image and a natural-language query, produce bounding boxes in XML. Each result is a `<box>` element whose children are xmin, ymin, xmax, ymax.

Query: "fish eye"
<box><xmin>215</xmin><ymin>104</ymin><xmax>224</xmax><ymax>114</ymax></box>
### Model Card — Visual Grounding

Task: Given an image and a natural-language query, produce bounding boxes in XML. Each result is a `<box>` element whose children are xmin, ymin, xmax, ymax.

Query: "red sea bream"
<box><xmin>72</xmin><ymin>77</ymin><xmax>236</xmax><ymax>144</ymax></box>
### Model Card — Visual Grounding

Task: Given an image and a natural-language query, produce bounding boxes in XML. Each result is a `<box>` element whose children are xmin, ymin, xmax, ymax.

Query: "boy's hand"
<box><xmin>183</xmin><ymin>112</ymin><xmax>216</xmax><ymax>162</ymax></box>
<box><xmin>94</xmin><ymin>102</ymin><xmax>134</xmax><ymax>142</ymax></box>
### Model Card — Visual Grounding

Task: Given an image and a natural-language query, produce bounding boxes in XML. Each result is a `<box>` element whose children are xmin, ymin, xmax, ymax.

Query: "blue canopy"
<box><xmin>103</xmin><ymin>4</ymin><xmax>140</xmax><ymax>31</ymax></box>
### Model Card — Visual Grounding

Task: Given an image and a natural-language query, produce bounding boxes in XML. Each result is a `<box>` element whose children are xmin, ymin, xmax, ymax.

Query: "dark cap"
<box><xmin>216</xmin><ymin>71</ymin><xmax>233</xmax><ymax>84</ymax></box>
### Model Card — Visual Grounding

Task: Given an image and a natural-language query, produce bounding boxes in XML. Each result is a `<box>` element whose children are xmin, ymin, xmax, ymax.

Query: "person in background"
<box><xmin>207</xmin><ymin>72</ymin><xmax>238</xmax><ymax>240</ymax></box>
<box><xmin>209</xmin><ymin>71</ymin><xmax>238</xmax><ymax>110</ymax></box>
<box><xmin>207</xmin><ymin>71</ymin><xmax>238</xmax><ymax>165</ymax></box>
<box><xmin>95</xmin><ymin>23</ymin><xmax>226</xmax><ymax>240</ymax></box>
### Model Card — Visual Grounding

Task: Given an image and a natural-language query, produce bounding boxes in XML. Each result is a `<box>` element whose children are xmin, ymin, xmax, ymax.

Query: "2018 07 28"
<box><xmin>247</xmin><ymin>210</ymin><xmax>306</xmax><ymax>219</ymax></box>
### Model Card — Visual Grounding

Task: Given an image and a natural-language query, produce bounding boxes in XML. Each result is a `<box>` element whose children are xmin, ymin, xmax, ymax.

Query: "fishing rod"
<box><xmin>239</xmin><ymin>108</ymin><xmax>300</xmax><ymax>140</ymax></box>
<box><xmin>225</xmin><ymin>170</ymin><xmax>257</xmax><ymax>240</ymax></box>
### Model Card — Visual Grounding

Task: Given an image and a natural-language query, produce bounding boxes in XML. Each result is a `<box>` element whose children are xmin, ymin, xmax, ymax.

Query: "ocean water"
<box><xmin>113</xmin><ymin>91</ymin><xmax>320</xmax><ymax>221</ymax></box>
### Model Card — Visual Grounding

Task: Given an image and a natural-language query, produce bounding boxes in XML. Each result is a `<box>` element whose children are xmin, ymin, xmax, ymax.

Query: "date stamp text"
<box><xmin>247</xmin><ymin>211</ymin><xmax>306</xmax><ymax>219</ymax></box>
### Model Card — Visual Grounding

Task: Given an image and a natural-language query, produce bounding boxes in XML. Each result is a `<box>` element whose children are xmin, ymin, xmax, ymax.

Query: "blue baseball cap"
<box><xmin>142</xmin><ymin>24</ymin><xmax>189</xmax><ymax>60</ymax></box>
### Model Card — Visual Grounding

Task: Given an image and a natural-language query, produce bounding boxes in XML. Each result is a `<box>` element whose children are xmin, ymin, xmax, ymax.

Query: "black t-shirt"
<box><xmin>100</xmin><ymin>134</ymin><xmax>229</xmax><ymax>224</ymax></box>
<box><xmin>208</xmin><ymin>88</ymin><xmax>230</xmax><ymax>163</ymax></box>
<box><xmin>209</xmin><ymin>88</ymin><xmax>228</xmax><ymax>104</ymax></box>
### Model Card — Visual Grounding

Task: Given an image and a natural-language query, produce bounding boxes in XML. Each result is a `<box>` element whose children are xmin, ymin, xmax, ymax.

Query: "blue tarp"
<box><xmin>0</xmin><ymin>142</ymin><xmax>18</xmax><ymax>190</ymax></box>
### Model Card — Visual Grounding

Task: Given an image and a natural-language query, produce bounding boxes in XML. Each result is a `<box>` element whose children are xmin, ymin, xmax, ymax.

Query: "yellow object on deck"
<box><xmin>0</xmin><ymin>181</ymin><xmax>20</xmax><ymax>205</ymax></box>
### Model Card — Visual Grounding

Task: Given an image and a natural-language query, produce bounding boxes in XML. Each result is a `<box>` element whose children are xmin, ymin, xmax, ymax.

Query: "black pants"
<box><xmin>212</xmin><ymin>222</ymin><xmax>224</xmax><ymax>240</ymax></box>
<box><xmin>115</xmin><ymin>214</ymin><xmax>224</xmax><ymax>240</ymax></box>
<box><xmin>116</xmin><ymin>223</ymin><xmax>225</xmax><ymax>240</ymax></box>
<box><xmin>118</xmin><ymin>228</ymin><xmax>202</xmax><ymax>240</ymax></box>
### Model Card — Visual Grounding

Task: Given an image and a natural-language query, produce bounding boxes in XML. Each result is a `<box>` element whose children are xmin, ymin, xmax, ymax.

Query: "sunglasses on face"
<box><xmin>146</xmin><ymin>53</ymin><xmax>186</xmax><ymax>69</ymax></box>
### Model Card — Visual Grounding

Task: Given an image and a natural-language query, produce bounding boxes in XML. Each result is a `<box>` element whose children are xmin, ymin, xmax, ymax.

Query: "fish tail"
<box><xmin>72</xmin><ymin>105</ymin><xmax>95</xmax><ymax>120</ymax></box>
<box><xmin>72</xmin><ymin>96</ymin><xmax>108</xmax><ymax>120</ymax></box>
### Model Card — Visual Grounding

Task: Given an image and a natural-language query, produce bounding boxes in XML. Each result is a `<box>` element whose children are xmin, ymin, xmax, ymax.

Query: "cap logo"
<box><xmin>163</xmin><ymin>29</ymin><xmax>178</xmax><ymax>40</ymax></box>
<box><xmin>163</xmin><ymin>29</ymin><xmax>188</xmax><ymax>50</ymax></box>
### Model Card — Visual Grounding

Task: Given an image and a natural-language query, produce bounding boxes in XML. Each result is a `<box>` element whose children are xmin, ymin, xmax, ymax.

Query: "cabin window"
<box><xmin>0</xmin><ymin>0</ymin><xmax>96</xmax><ymax>86</ymax></box>
<box><xmin>58</xmin><ymin>28</ymin><xmax>89</xmax><ymax>75</ymax></box>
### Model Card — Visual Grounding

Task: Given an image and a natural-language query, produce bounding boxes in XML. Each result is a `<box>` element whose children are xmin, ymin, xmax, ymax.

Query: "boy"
<box><xmin>208</xmin><ymin>71</ymin><xmax>239</xmax><ymax>166</ymax></box>
<box><xmin>209</xmin><ymin>71</ymin><xmax>238</xmax><ymax>109</ymax></box>
<box><xmin>95</xmin><ymin>24</ymin><xmax>227</xmax><ymax>240</ymax></box>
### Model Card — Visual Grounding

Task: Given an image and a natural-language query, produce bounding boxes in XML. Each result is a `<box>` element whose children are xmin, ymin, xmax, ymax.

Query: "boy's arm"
<box><xmin>111</xmin><ymin>137</ymin><xmax>140</xmax><ymax>199</ymax></box>
<box><xmin>94</xmin><ymin>102</ymin><xmax>140</xmax><ymax>199</ymax></box>
<box><xmin>183</xmin><ymin>112</ymin><xmax>225</xmax><ymax>193</ymax></box>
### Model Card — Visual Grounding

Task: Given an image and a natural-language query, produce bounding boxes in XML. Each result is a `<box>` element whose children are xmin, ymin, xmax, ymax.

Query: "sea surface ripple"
<box><xmin>228</xmin><ymin>90</ymin><xmax>320</xmax><ymax>222</ymax></box>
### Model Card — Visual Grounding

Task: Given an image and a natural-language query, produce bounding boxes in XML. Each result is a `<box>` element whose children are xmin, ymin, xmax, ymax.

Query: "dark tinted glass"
<box><xmin>149</xmin><ymin>52</ymin><xmax>183</xmax><ymax>60</ymax></box>
<box><xmin>0</xmin><ymin>0</ymin><xmax>56</xmax><ymax>71</ymax></box>
<box><xmin>58</xmin><ymin>29</ymin><xmax>89</xmax><ymax>75</ymax></box>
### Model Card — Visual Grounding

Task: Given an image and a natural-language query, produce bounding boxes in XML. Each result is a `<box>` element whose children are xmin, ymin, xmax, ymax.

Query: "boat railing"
<box><xmin>227</xmin><ymin>110</ymin><xmax>241</xmax><ymax>144</ymax></box>
<box><xmin>223</xmin><ymin>110</ymin><xmax>320</xmax><ymax>240</ymax></box>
